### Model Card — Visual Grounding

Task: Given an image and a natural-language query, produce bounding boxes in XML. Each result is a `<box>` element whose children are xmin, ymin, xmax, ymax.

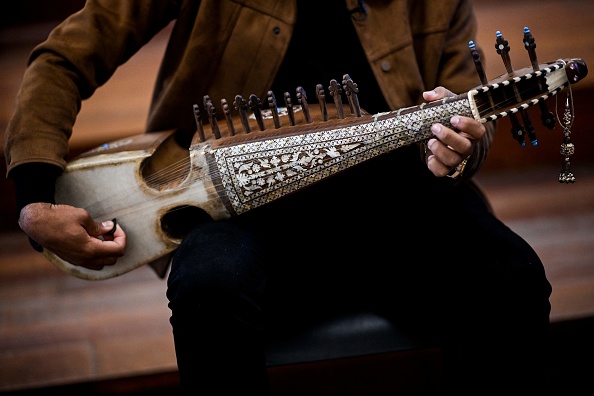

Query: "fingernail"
<box><xmin>431</xmin><ymin>124</ymin><xmax>440</xmax><ymax>134</ymax></box>
<box><xmin>451</xmin><ymin>116</ymin><xmax>459</xmax><ymax>127</ymax></box>
<box><xmin>424</xmin><ymin>90</ymin><xmax>437</xmax><ymax>96</ymax></box>
<box><xmin>103</xmin><ymin>218</ymin><xmax>118</xmax><ymax>236</ymax></box>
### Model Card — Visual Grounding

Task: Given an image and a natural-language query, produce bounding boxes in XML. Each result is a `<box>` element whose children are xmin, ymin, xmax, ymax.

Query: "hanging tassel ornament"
<box><xmin>558</xmin><ymin>94</ymin><xmax>576</xmax><ymax>183</ymax></box>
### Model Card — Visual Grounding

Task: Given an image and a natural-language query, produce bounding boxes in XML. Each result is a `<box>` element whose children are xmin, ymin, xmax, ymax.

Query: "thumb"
<box><xmin>87</xmin><ymin>218</ymin><xmax>117</xmax><ymax>237</ymax></box>
<box><xmin>423</xmin><ymin>86</ymin><xmax>455</xmax><ymax>101</ymax></box>
<box><xmin>102</xmin><ymin>218</ymin><xmax>118</xmax><ymax>236</ymax></box>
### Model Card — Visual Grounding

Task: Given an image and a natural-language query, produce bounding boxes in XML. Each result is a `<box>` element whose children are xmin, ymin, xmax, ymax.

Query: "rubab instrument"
<box><xmin>45</xmin><ymin>28</ymin><xmax>588</xmax><ymax>279</ymax></box>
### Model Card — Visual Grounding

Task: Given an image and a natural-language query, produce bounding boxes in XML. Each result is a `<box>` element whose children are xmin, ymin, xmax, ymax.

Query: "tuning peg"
<box><xmin>192</xmin><ymin>104</ymin><xmax>206</xmax><ymax>142</ymax></box>
<box><xmin>234</xmin><ymin>95</ymin><xmax>251</xmax><ymax>133</ymax></box>
<box><xmin>495</xmin><ymin>31</ymin><xmax>513</xmax><ymax>73</ymax></box>
<box><xmin>469</xmin><ymin>41</ymin><xmax>488</xmax><ymax>84</ymax></box>
<box><xmin>523</xmin><ymin>27</ymin><xmax>556</xmax><ymax>130</ymax></box>
<box><xmin>328</xmin><ymin>79</ymin><xmax>345</xmax><ymax>119</ymax></box>
<box><xmin>296</xmin><ymin>86</ymin><xmax>312</xmax><ymax>124</ymax></box>
<box><xmin>521</xmin><ymin>111</ymin><xmax>537</xmax><ymax>146</ymax></box>
<box><xmin>494</xmin><ymin>31</ymin><xmax>524</xmax><ymax>145</ymax></box>
<box><xmin>509</xmin><ymin>114</ymin><xmax>527</xmax><ymax>146</ymax></box>
<box><xmin>267</xmin><ymin>91</ymin><xmax>282</xmax><ymax>129</ymax></box>
<box><xmin>343</xmin><ymin>74</ymin><xmax>362</xmax><ymax>117</ymax></box>
<box><xmin>203</xmin><ymin>96</ymin><xmax>221</xmax><ymax>139</ymax></box>
<box><xmin>283</xmin><ymin>92</ymin><xmax>296</xmax><ymax>126</ymax></box>
<box><xmin>316</xmin><ymin>84</ymin><xmax>328</xmax><ymax>122</ymax></box>
<box><xmin>249</xmin><ymin>94</ymin><xmax>266</xmax><ymax>131</ymax></box>
<box><xmin>221</xmin><ymin>98</ymin><xmax>236</xmax><ymax>136</ymax></box>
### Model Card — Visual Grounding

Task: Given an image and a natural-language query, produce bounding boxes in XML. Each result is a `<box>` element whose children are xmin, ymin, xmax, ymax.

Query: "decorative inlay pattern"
<box><xmin>209</xmin><ymin>98</ymin><xmax>472</xmax><ymax>214</ymax></box>
<box><xmin>209</xmin><ymin>99</ymin><xmax>470</xmax><ymax>214</ymax></box>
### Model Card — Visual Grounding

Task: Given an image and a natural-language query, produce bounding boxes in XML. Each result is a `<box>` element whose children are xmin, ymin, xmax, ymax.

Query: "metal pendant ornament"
<box><xmin>559</xmin><ymin>94</ymin><xmax>576</xmax><ymax>183</ymax></box>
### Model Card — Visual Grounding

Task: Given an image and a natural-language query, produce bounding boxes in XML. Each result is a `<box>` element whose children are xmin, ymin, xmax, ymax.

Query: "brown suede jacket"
<box><xmin>4</xmin><ymin>0</ymin><xmax>494</xmax><ymax>180</ymax></box>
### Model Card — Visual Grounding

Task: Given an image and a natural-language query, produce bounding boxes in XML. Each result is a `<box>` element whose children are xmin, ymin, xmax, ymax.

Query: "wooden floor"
<box><xmin>1</xmin><ymin>167</ymin><xmax>594</xmax><ymax>395</ymax></box>
<box><xmin>1</xmin><ymin>1</ymin><xmax>594</xmax><ymax>394</ymax></box>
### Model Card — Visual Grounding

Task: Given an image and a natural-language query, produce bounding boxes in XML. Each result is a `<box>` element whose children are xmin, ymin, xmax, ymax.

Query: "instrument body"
<box><xmin>46</xmin><ymin>59</ymin><xmax>587</xmax><ymax>279</ymax></box>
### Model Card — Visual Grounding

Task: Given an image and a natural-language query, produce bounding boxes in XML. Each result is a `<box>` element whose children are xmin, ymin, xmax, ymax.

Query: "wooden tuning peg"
<box><xmin>192</xmin><ymin>104</ymin><xmax>206</xmax><ymax>142</ymax></box>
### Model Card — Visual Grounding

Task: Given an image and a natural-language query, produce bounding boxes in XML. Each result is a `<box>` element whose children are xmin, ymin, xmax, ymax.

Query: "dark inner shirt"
<box><xmin>270</xmin><ymin>1</ymin><xmax>389</xmax><ymax>114</ymax></box>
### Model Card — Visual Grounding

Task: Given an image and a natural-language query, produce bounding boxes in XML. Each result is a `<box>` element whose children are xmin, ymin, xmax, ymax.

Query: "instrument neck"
<box><xmin>205</xmin><ymin>94</ymin><xmax>471</xmax><ymax>216</ymax></box>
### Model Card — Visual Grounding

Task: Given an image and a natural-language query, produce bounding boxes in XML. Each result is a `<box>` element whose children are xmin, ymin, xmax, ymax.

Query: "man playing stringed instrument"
<box><xmin>4</xmin><ymin>0</ymin><xmax>559</xmax><ymax>394</ymax></box>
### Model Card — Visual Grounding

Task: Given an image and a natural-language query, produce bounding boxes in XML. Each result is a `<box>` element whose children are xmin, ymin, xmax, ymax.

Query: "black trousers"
<box><xmin>166</xmin><ymin>148</ymin><xmax>552</xmax><ymax>395</ymax></box>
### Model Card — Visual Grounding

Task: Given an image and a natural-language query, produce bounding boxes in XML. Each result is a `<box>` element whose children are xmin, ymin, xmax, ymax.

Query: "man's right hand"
<box><xmin>19</xmin><ymin>202</ymin><xmax>127</xmax><ymax>270</ymax></box>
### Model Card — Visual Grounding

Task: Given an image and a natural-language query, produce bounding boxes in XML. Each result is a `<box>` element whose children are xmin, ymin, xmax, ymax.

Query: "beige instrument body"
<box><xmin>47</xmin><ymin>132</ymin><xmax>230</xmax><ymax>279</ymax></box>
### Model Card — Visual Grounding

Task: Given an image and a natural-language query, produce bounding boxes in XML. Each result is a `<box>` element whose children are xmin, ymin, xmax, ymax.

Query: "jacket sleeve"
<box><xmin>3</xmin><ymin>0</ymin><xmax>180</xmax><ymax>176</ymax></box>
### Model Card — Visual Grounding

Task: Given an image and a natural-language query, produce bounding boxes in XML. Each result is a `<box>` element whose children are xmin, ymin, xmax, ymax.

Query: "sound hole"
<box><xmin>160</xmin><ymin>206</ymin><xmax>212</xmax><ymax>240</ymax></box>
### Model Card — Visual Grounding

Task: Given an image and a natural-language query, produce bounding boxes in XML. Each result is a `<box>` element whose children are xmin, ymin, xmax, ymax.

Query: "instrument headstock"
<box><xmin>469</xmin><ymin>27</ymin><xmax>587</xmax><ymax>182</ymax></box>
